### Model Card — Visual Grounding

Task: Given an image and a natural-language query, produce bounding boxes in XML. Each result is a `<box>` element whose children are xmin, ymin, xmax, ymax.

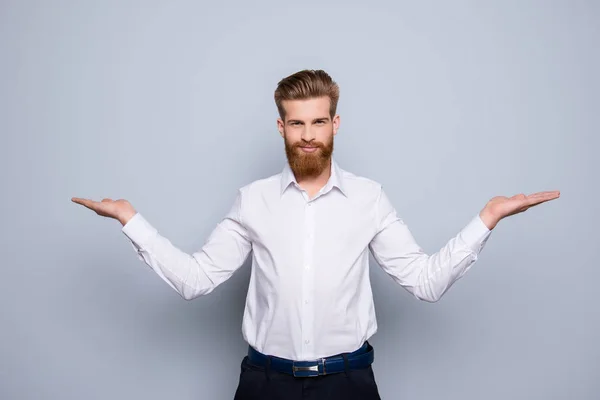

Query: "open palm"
<box><xmin>71</xmin><ymin>197</ymin><xmax>137</xmax><ymax>225</ymax></box>
<box><xmin>486</xmin><ymin>191</ymin><xmax>560</xmax><ymax>219</ymax></box>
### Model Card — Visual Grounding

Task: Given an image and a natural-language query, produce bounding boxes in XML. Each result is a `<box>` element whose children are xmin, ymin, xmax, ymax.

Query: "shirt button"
<box><xmin>305</xmin><ymin>339</ymin><xmax>310</xmax><ymax>344</ymax></box>
<box><xmin>305</xmin><ymin>264</ymin><xmax>310</xmax><ymax>270</ymax></box>
<box><xmin>304</xmin><ymin>300</ymin><xmax>309</xmax><ymax>304</ymax></box>
<box><xmin>308</xmin><ymin>203</ymin><xmax>312</xmax><ymax>207</ymax></box>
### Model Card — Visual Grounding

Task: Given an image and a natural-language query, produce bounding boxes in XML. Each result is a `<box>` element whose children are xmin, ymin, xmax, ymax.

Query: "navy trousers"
<box><xmin>233</xmin><ymin>352</ymin><xmax>382</xmax><ymax>399</ymax></box>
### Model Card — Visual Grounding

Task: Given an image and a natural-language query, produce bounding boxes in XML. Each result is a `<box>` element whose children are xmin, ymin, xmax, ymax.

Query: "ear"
<box><xmin>332</xmin><ymin>114</ymin><xmax>340</xmax><ymax>136</ymax></box>
<box><xmin>277</xmin><ymin>117</ymin><xmax>285</xmax><ymax>138</ymax></box>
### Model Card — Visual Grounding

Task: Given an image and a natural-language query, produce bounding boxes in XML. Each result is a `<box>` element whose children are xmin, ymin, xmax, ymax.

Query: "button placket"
<box><xmin>301</xmin><ymin>199</ymin><xmax>316</xmax><ymax>357</ymax></box>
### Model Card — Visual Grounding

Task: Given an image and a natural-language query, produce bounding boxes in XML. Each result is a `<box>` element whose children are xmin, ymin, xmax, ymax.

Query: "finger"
<box><xmin>71</xmin><ymin>197</ymin><xmax>100</xmax><ymax>210</ymax></box>
<box><xmin>71</xmin><ymin>197</ymin><xmax>90</xmax><ymax>205</ymax></box>
<box><xmin>526</xmin><ymin>196</ymin><xmax>559</xmax><ymax>207</ymax></box>
<box><xmin>537</xmin><ymin>192</ymin><xmax>560</xmax><ymax>201</ymax></box>
<box><xmin>524</xmin><ymin>192</ymin><xmax>559</xmax><ymax>203</ymax></box>
<box><xmin>528</xmin><ymin>191</ymin><xmax>560</xmax><ymax>198</ymax></box>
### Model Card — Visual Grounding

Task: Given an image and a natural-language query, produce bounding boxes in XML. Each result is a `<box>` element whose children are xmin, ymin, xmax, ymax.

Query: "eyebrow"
<box><xmin>287</xmin><ymin>117</ymin><xmax>330</xmax><ymax>124</ymax></box>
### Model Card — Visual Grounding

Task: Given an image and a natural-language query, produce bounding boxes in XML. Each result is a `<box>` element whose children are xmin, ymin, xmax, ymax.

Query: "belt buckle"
<box><xmin>292</xmin><ymin>358</ymin><xmax>325</xmax><ymax>377</ymax></box>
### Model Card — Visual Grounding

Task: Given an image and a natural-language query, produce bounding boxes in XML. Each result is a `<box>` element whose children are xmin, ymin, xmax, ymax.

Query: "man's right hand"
<box><xmin>71</xmin><ymin>197</ymin><xmax>138</xmax><ymax>226</ymax></box>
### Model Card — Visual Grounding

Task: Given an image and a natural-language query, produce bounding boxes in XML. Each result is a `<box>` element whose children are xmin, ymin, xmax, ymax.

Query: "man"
<box><xmin>72</xmin><ymin>69</ymin><xmax>560</xmax><ymax>399</ymax></box>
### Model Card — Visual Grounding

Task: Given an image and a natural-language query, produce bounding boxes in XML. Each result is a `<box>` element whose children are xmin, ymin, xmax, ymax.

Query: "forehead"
<box><xmin>282</xmin><ymin>96</ymin><xmax>330</xmax><ymax>120</ymax></box>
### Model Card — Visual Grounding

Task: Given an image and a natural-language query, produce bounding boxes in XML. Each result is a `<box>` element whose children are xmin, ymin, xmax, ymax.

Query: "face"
<box><xmin>277</xmin><ymin>96</ymin><xmax>340</xmax><ymax>178</ymax></box>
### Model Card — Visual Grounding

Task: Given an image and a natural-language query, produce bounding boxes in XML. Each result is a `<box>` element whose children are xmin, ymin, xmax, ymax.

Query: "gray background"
<box><xmin>1</xmin><ymin>0</ymin><xmax>597</xmax><ymax>399</ymax></box>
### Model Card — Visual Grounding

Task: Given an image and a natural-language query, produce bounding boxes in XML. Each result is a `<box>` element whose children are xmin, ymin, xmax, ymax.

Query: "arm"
<box><xmin>368</xmin><ymin>186</ymin><xmax>492</xmax><ymax>303</ymax></box>
<box><xmin>121</xmin><ymin>189</ymin><xmax>252</xmax><ymax>300</ymax></box>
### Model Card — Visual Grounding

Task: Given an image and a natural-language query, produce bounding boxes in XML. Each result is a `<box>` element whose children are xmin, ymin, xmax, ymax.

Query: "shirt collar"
<box><xmin>280</xmin><ymin>158</ymin><xmax>347</xmax><ymax>198</ymax></box>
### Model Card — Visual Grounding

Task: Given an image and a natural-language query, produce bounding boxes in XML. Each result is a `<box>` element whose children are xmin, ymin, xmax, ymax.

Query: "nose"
<box><xmin>301</xmin><ymin>126</ymin><xmax>316</xmax><ymax>142</ymax></box>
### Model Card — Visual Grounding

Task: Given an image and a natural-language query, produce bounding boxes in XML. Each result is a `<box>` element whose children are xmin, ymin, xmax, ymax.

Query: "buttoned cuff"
<box><xmin>121</xmin><ymin>212</ymin><xmax>158</xmax><ymax>250</ymax></box>
<box><xmin>459</xmin><ymin>213</ymin><xmax>492</xmax><ymax>254</ymax></box>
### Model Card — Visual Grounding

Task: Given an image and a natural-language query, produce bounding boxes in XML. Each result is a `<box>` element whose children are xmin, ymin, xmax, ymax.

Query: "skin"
<box><xmin>72</xmin><ymin>96</ymin><xmax>560</xmax><ymax>230</ymax></box>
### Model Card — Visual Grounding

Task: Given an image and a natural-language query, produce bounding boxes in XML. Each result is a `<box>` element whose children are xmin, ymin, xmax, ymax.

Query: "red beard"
<box><xmin>284</xmin><ymin>134</ymin><xmax>334</xmax><ymax>178</ymax></box>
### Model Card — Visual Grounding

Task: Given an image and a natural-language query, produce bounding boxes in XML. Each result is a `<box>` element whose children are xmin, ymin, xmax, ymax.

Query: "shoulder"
<box><xmin>339</xmin><ymin>167</ymin><xmax>383</xmax><ymax>198</ymax></box>
<box><xmin>239</xmin><ymin>172</ymin><xmax>280</xmax><ymax>193</ymax></box>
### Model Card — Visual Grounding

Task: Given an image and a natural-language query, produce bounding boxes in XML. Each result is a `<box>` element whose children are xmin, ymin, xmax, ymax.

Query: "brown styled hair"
<box><xmin>274</xmin><ymin>69</ymin><xmax>340</xmax><ymax>121</ymax></box>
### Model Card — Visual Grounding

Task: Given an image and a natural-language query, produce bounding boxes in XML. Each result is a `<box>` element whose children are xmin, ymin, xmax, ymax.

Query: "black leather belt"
<box><xmin>247</xmin><ymin>341</ymin><xmax>374</xmax><ymax>377</ymax></box>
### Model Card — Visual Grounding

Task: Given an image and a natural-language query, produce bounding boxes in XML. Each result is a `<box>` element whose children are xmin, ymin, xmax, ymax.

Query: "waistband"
<box><xmin>246</xmin><ymin>341</ymin><xmax>374</xmax><ymax>377</ymax></box>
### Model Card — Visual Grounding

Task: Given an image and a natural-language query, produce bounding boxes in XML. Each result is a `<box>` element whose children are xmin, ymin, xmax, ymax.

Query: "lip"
<box><xmin>299</xmin><ymin>146</ymin><xmax>319</xmax><ymax>153</ymax></box>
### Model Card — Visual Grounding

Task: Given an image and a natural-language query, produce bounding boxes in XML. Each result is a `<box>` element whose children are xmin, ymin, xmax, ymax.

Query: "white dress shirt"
<box><xmin>121</xmin><ymin>158</ymin><xmax>492</xmax><ymax>361</ymax></box>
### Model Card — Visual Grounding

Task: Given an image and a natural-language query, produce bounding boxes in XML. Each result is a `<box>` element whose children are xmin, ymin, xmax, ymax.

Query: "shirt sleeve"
<box><xmin>121</xmin><ymin>189</ymin><xmax>252</xmax><ymax>300</ymax></box>
<box><xmin>368</xmin><ymin>185</ymin><xmax>492</xmax><ymax>302</ymax></box>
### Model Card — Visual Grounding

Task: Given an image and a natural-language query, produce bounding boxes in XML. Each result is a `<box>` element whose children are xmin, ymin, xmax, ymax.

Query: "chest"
<box><xmin>244</xmin><ymin>192</ymin><xmax>376</xmax><ymax>257</ymax></box>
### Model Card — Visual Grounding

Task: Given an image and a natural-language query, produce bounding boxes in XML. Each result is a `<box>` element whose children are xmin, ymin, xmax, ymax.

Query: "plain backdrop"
<box><xmin>1</xmin><ymin>1</ymin><xmax>598</xmax><ymax>399</ymax></box>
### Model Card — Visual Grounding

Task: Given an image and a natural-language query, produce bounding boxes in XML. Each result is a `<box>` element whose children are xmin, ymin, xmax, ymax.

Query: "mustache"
<box><xmin>293</xmin><ymin>141</ymin><xmax>324</xmax><ymax>148</ymax></box>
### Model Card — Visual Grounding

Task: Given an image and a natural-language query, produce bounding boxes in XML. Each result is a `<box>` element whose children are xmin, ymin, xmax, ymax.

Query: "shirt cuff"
<box><xmin>121</xmin><ymin>212</ymin><xmax>158</xmax><ymax>250</ymax></box>
<box><xmin>459</xmin><ymin>213</ymin><xmax>492</xmax><ymax>254</ymax></box>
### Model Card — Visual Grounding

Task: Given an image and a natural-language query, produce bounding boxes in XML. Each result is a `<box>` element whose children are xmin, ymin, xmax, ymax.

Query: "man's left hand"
<box><xmin>479</xmin><ymin>191</ymin><xmax>561</xmax><ymax>230</ymax></box>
